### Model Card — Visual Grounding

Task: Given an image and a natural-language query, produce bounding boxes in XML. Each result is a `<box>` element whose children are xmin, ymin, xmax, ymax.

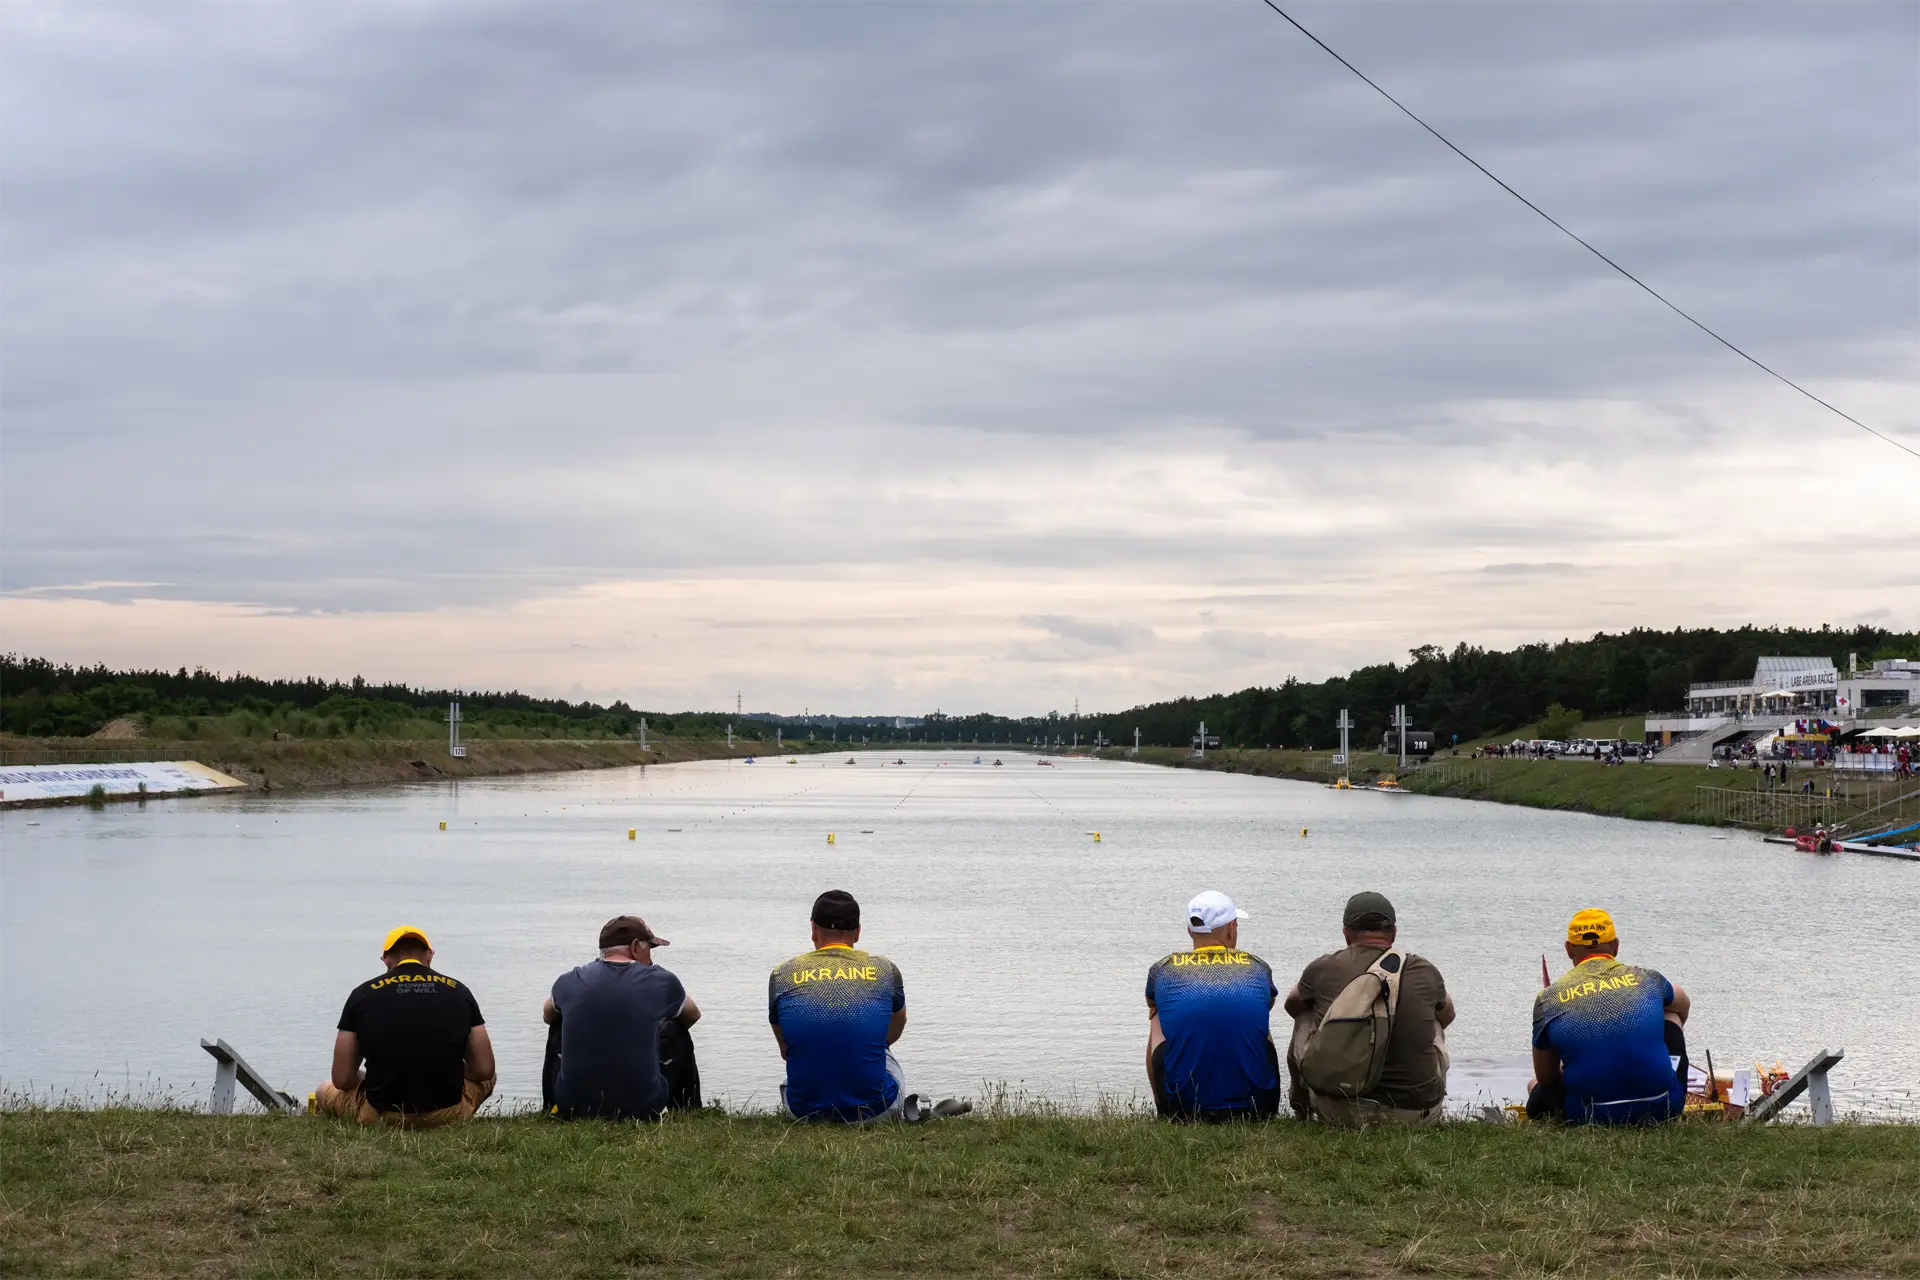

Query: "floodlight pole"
<box><xmin>1336</xmin><ymin>709</ymin><xmax>1352</xmax><ymax>780</ymax></box>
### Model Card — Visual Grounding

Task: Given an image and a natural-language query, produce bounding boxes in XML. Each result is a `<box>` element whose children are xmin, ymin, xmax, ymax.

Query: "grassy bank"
<box><xmin>1103</xmin><ymin>746</ymin><xmax>1916</xmax><ymax>831</ymax></box>
<box><xmin>3</xmin><ymin>1111</ymin><xmax>1914</xmax><ymax>1278</ymax></box>
<box><xmin>0</xmin><ymin>735</ymin><xmax>836</xmax><ymax>797</ymax></box>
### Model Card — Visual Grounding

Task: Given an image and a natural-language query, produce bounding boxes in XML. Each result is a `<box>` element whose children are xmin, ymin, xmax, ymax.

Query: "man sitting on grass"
<box><xmin>1145</xmin><ymin>890</ymin><xmax>1280</xmax><ymax>1121</ymax></box>
<box><xmin>770</xmin><ymin>890</ymin><xmax>908</xmax><ymax>1122</ymax></box>
<box><xmin>314</xmin><ymin>925</ymin><xmax>494</xmax><ymax>1128</ymax></box>
<box><xmin>1529</xmin><ymin>908</ymin><xmax>1690</xmax><ymax>1124</ymax></box>
<box><xmin>1283</xmin><ymin>891</ymin><xmax>1453</xmax><ymax>1125</ymax></box>
<box><xmin>543</xmin><ymin>914</ymin><xmax>703</xmax><ymax>1120</ymax></box>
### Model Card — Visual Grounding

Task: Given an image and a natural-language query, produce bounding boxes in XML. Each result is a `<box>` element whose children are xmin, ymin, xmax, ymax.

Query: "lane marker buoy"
<box><xmin>1300</xmin><ymin>827</ymin><xmax>1308</xmax><ymax>837</ymax></box>
<box><xmin>827</xmin><ymin>832</ymin><xmax>836</xmax><ymax>844</ymax></box>
<box><xmin>628</xmin><ymin>828</ymin><xmax>636</xmax><ymax>840</ymax></box>
<box><xmin>439</xmin><ymin>821</ymin><xmax>446</xmax><ymax>830</ymax></box>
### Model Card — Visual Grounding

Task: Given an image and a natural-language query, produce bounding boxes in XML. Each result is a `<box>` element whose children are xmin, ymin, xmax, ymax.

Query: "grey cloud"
<box><xmin>1</xmin><ymin>2</ymin><xmax>1915</xmax><ymax>617</ymax></box>
<box><xmin>1020</xmin><ymin>615</ymin><xmax>1154</xmax><ymax>653</ymax></box>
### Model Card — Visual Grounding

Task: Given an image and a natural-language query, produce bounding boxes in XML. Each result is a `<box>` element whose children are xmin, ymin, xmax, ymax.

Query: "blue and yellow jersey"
<box><xmin>769</xmin><ymin>945</ymin><xmax>904</xmax><ymax>1121</ymax></box>
<box><xmin>1532</xmin><ymin>954</ymin><xmax>1683</xmax><ymax>1123</ymax></box>
<box><xmin>1146</xmin><ymin>947</ymin><xmax>1278</xmax><ymax>1112</ymax></box>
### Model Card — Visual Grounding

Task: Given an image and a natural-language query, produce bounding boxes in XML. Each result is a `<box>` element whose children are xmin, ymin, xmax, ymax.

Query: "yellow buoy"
<box><xmin>628</xmin><ymin>828</ymin><xmax>636</xmax><ymax>841</ymax></box>
<box><xmin>438</xmin><ymin>821</ymin><xmax>446</xmax><ymax>831</ymax></box>
<box><xmin>1301</xmin><ymin>827</ymin><xmax>1309</xmax><ymax>837</ymax></box>
<box><xmin>827</xmin><ymin>832</ymin><xmax>836</xmax><ymax>844</ymax></box>
<box><xmin>1093</xmin><ymin>832</ymin><xmax>1102</xmax><ymax>842</ymax></box>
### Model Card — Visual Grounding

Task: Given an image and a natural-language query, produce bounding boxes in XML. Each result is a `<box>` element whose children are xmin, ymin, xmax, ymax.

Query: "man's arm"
<box><xmin>1282</xmin><ymin>982</ymin><xmax>1310</xmax><ymax>1019</ymax></box>
<box><xmin>771</xmin><ymin>1023</ymin><xmax>789</xmax><ymax>1060</ymax></box>
<box><xmin>464</xmin><ymin>1025</ymin><xmax>496</xmax><ymax>1083</ymax></box>
<box><xmin>542</xmin><ymin>996</ymin><xmax>559</xmax><ymax>1026</ymax></box>
<box><xmin>885</xmin><ymin>1010</ymin><xmax>906</xmax><ymax>1045</ymax></box>
<box><xmin>1532</xmin><ymin>1045</ymin><xmax>1562</xmax><ymax>1088</ymax></box>
<box><xmin>1437</xmin><ymin>992</ymin><xmax>1456</xmax><ymax>1029</ymax></box>
<box><xmin>330</xmin><ymin>1030</ymin><xmax>363</xmax><ymax>1091</ymax></box>
<box><xmin>675</xmin><ymin>995</ymin><xmax>702</xmax><ymax>1029</ymax></box>
<box><xmin>1145</xmin><ymin>1013</ymin><xmax>1165</xmax><ymax>1076</ymax></box>
<box><xmin>1665</xmin><ymin>984</ymin><xmax>1690</xmax><ymax>1026</ymax></box>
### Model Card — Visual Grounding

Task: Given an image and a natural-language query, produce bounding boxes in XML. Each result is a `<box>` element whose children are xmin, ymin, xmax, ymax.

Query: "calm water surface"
<box><xmin>4</xmin><ymin>752</ymin><xmax>1915</xmax><ymax>1116</ymax></box>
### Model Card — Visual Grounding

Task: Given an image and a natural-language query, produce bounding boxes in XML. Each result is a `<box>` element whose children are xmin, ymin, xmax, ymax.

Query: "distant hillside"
<box><xmin>920</xmin><ymin>625</ymin><xmax>1919</xmax><ymax>750</ymax></box>
<box><xmin>0</xmin><ymin>655</ymin><xmax>763</xmax><ymax>741</ymax></box>
<box><xmin>6</xmin><ymin>624</ymin><xmax>1914</xmax><ymax>746</ymax></box>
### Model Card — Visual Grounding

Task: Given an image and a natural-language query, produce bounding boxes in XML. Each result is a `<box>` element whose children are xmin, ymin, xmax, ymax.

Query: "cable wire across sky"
<box><xmin>1259</xmin><ymin>1</ymin><xmax>1919</xmax><ymax>461</ymax></box>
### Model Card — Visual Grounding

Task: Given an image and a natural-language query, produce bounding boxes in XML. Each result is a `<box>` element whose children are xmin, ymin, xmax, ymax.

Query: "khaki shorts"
<box><xmin>315</xmin><ymin>1076</ymin><xmax>494</xmax><ymax>1129</ymax></box>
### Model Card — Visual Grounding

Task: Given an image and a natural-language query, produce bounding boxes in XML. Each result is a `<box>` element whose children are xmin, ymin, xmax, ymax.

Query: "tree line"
<box><xmin>919</xmin><ymin>625</ymin><xmax>1917</xmax><ymax>750</ymax></box>
<box><xmin>5</xmin><ymin>625</ymin><xmax>1912</xmax><ymax>745</ymax></box>
<box><xmin>0</xmin><ymin>655</ymin><xmax>769</xmax><ymax>741</ymax></box>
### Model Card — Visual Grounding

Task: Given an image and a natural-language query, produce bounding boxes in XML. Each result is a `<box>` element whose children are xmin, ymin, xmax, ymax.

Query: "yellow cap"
<box><xmin>1566</xmin><ymin>909</ymin><xmax>1617</xmax><ymax>947</ymax></box>
<box><xmin>381</xmin><ymin>925</ymin><xmax>431</xmax><ymax>953</ymax></box>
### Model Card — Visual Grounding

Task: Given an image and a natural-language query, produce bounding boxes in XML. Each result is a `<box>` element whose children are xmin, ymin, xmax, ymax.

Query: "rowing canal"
<box><xmin>4</xmin><ymin>752</ymin><xmax>1915</xmax><ymax>1116</ymax></box>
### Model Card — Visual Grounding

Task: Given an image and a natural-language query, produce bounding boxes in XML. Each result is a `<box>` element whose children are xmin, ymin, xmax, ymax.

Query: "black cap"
<box><xmin>1342</xmin><ymin>891</ymin><xmax>1396</xmax><ymax>931</ymax></box>
<box><xmin>599</xmin><ymin>915</ymin><xmax>666</xmax><ymax>950</ymax></box>
<box><xmin>811</xmin><ymin>889</ymin><xmax>860</xmax><ymax>931</ymax></box>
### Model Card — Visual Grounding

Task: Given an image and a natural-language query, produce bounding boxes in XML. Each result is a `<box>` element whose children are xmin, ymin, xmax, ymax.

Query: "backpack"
<box><xmin>1299</xmin><ymin>949</ymin><xmax>1404</xmax><ymax>1101</ymax></box>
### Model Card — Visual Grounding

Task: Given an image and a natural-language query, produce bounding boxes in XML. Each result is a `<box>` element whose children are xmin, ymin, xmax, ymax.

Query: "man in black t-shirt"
<box><xmin>314</xmin><ymin>925</ymin><xmax>495</xmax><ymax>1128</ymax></box>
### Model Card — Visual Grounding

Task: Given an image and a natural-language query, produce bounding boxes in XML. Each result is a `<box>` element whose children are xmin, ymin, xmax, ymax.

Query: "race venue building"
<box><xmin>1647</xmin><ymin>656</ymin><xmax>1919</xmax><ymax>749</ymax></box>
<box><xmin>1684</xmin><ymin>656</ymin><xmax>1839</xmax><ymax>716</ymax></box>
<box><xmin>1678</xmin><ymin>656</ymin><xmax>1920</xmax><ymax>718</ymax></box>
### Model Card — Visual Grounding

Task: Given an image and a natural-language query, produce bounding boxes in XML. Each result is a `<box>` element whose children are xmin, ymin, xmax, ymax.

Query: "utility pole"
<box><xmin>639</xmin><ymin>717</ymin><xmax>648</xmax><ymax>750</ymax></box>
<box><xmin>1133</xmin><ymin>727</ymin><xmax>1141</xmax><ymax>756</ymax></box>
<box><xmin>1336</xmin><ymin>709</ymin><xmax>1352</xmax><ymax>780</ymax></box>
<box><xmin>727</xmin><ymin>722</ymin><xmax>733</xmax><ymax>749</ymax></box>
<box><xmin>1391</xmin><ymin>704</ymin><xmax>1408</xmax><ymax>770</ymax></box>
<box><xmin>447</xmin><ymin>699</ymin><xmax>464</xmax><ymax>758</ymax></box>
<box><xmin>1197</xmin><ymin>720</ymin><xmax>1207</xmax><ymax>760</ymax></box>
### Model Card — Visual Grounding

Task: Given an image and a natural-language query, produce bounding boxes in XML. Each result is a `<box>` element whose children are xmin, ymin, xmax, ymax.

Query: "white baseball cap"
<box><xmin>1186</xmin><ymin>890</ymin><xmax>1248</xmax><ymax>934</ymax></box>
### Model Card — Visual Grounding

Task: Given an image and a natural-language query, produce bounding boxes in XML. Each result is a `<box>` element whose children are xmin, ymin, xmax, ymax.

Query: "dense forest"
<box><xmin>921</xmin><ymin>624</ymin><xmax>1918</xmax><ymax>750</ymax></box>
<box><xmin>4</xmin><ymin>625</ymin><xmax>1913</xmax><ymax>744</ymax></box>
<box><xmin>0</xmin><ymin>656</ymin><xmax>768</xmax><ymax>741</ymax></box>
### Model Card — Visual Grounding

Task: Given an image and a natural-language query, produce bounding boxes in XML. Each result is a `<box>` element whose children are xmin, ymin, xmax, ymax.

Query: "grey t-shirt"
<box><xmin>551</xmin><ymin>958</ymin><xmax>687</xmax><ymax>1119</ymax></box>
<box><xmin>1293</xmin><ymin>944</ymin><xmax>1449</xmax><ymax>1109</ymax></box>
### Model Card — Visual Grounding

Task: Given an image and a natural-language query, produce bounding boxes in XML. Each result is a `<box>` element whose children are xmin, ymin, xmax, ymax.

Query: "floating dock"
<box><xmin>0</xmin><ymin>761</ymin><xmax>247</xmax><ymax>808</ymax></box>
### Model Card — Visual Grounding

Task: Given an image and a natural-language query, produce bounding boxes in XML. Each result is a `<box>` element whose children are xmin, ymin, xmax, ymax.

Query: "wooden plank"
<box><xmin>1746</xmin><ymin>1048</ymin><xmax>1844</xmax><ymax>1125</ymax></box>
<box><xmin>200</xmin><ymin>1038</ymin><xmax>300</xmax><ymax>1115</ymax></box>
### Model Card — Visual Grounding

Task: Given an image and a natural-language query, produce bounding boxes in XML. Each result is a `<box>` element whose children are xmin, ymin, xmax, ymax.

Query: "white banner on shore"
<box><xmin>0</xmin><ymin>760</ymin><xmax>247</xmax><ymax>806</ymax></box>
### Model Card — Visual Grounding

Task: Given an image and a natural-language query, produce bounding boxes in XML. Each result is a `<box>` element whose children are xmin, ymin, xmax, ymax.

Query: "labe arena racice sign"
<box><xmin>0</xmin><ymin>761</ymin><xmax>247</xmax><ymax>805</ymax></box>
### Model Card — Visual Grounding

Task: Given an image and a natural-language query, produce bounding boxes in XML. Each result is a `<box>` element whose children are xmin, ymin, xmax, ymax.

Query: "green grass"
<box><xmin>3</xmin><ymin>1111</ymin><xmax>1915</xmax><ymax>1278</ymax></box>
<box><xmin>1112</xmin><ymin>746</ymin><xmax>1912</xmax><ymax>830</ymax></box>
<box><xmin>1400</xmin><ymin>758</ymin><xmax>1721</xmax><ymax>823</ymax></box>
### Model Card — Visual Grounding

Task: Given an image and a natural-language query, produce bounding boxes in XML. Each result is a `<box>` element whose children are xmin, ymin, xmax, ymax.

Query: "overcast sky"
<box><xmin>2</xmin><ymin>1</ymin><xmax>1915</xmax><ymax>714</ymax></box>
